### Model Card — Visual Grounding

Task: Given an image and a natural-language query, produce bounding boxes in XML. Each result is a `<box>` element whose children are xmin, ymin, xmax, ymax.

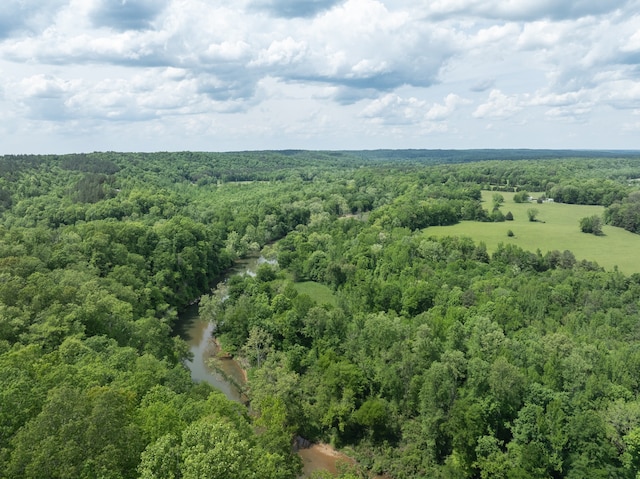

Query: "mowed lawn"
<box><xmin>293</xmin><ymin>281</ymin><xmax>338</xmax><ymax>306</ymax></box>
<box><xmin>425</xmin><ymin>191</ymin><xmax>640</xmax><ymax>275</ymax></box>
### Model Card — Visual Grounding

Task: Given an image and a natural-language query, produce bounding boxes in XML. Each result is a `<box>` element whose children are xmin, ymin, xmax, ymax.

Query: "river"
<box><xmin>174</xmin><ymin>253</ymin><xmax>268</xmax><ymax>402</ymax></box>
<box><xmin>174</xmin><ymin>253</ymin><xmax>361</xmax><ymax>478</ymax></box>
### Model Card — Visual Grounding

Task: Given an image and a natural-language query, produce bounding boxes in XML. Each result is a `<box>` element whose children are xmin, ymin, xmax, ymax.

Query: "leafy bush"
<box><xmin>513</xmin><ymin>191</ymin><xmax>529</xmax><ymax>203</ymax></box>
<box><xmin>580</xmin><ymin>215</ymin><xmax>603</xmax><ymax>235</ymax></box>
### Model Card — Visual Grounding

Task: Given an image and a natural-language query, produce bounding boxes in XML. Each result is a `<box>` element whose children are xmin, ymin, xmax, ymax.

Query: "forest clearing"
<box><xmin>426</xmin><ymin>190</ymin><xmax>640</xmax><ymax>274</ymax></box>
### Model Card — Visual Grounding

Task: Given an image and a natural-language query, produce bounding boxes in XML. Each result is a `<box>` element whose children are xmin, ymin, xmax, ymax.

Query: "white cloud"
<box><xmin>19</xmin><ymin>74</ymin><xmax>76</xmax><ymax>99</ymax></box>
<box><xmin>251</xmin><ymin>37</ymin><xmax>308</xmax><ymax>67</ymax></box>
<box><xmin>0</xmin><ymin>0</ymin><xmax>67</xmax><ymax>38</ymax></box>
<box><xmin>425</xmin><ymin>93</ymin><xmax>470</xmax><ymax>120</ymax></box>
<box><xmin>474</xmin><ymin>23</ymin><xmax>521</xmax><ymax>46</ymax></box>
<box><xmin>202</xmin><ymin>41</ymin><xmax>252</xmax><ymax>63</ymax></box>
<box><xmin>530</xmin><ymin>89</ymin><xmax>590</xmax><ymax>108</ymax></box>
<box><xmin>292</xmin><ymin>0</ymin><xmax>454</xmax><ymax>92</ymax></box>
<box><xmin>473</xmin><ymin>90</ymin><xmax>523</xmax><ymax>119</ymax></box>
<box><xmin>361</xmin><ymin>92</ymin><xmax>469</xmax><ymax>127</ymax></box>
<box><xmin>89</xmin><ymin>0</ymin><xmax>171</xmax><ymax>31</ymax></box>
<box><xmin>1</xmin><ymin>0</ymin><xmax>640</xmax><ymax>151</ymax></box>
<box><xmin>517</xmin><ymin>20</ymin><xmax>569</xmax><ymax>49</ymax></box>
<box><xmin>601</xmin><ymin>80</ymin><xmax>640</xmax><ymax>109</ymax></box>
<box><xmin>360</xmin><ymin>93</ymin><xmax>427</xmax><ymax>124</ymax></box>
<box><xmin>250</xmin><ymin>0</ymin><xmax>342</xmax><ymax>18</ymax></box>
<box><xmin>423</xmin><ymin>0</ymin><xmax>629</xmax><ymax>21</ymax></box>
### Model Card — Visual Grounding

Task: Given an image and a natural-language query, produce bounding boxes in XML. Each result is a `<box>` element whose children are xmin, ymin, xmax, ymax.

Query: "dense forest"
<box><xmin>3</xmin><ymin>150</ymin><xmax>640</xmax><ymax>478</ymax></box>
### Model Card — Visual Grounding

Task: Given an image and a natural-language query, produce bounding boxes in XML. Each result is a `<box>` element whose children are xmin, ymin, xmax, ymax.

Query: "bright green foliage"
<box><xmin>513</xmin><ymin>191</ymin><xmax>529</xmax><ymax>203</ymax></box>
<box><xmin>3</xmin><ymin>151</ymin><xmax>640</xmax><ymax>479</ymax></box>
<box><xmin>7</xmin><ymin>386</ymin><xmax>143</xmax><ymax>478</ymax></box>
<box><xmin>139</xmin><ymin>414</ymin><xmax>298</xmax><ymax>479</ymax></box>
<box><xmin>579</xmin><ymin>215</ymin><xmax>603</xmax><ymax>234</ymax></box>
<box><xmin>605</xmin><ymin>191</ymin><xmax>640</xmax><ymax>233</ymax></box>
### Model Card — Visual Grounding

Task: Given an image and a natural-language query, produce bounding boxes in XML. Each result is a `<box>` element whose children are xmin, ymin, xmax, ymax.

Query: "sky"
<box><xmin>1</xmin><ymin>0</ymin><xmax>640</xmax><ymax>154</ymax></box>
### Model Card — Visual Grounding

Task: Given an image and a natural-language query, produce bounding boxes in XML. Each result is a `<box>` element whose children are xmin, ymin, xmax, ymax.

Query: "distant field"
<box><xmin>425</xmin><ymin>191</ymin><xmax>640</xmax><ymax>275</ymax></box>
<box><xmin>293</xmin><ymin>281</ymin><xmax>337</xmax><ymax>306</ymax></box>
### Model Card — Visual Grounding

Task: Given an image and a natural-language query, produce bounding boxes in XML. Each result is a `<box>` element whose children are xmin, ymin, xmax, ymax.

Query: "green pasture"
<box><xmin>293</xmin><ymin>281</ymin><xmax>337</xmax><ymax>306</ymax></box>
<box><xmin>425</xmin><ymin>191</ymin><xmax>640</xmax><ymax>274</ymax></box>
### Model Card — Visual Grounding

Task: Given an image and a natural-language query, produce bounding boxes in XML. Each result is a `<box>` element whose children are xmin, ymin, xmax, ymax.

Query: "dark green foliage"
<box><xmin>61</xmin><ymin>155</ymin><xmax>120</xmax><ymax>174</ymax></box>
<box><xmin>605</xmin><ymin>191</ymin><xmax>640</xmax><ymax>233</ymax></box>
<box><xmin>513</xmin><ymin>191</ymin><xmax>529</xmax><ymax>203</ymax></box>
<box><xmin>579</xmin><ymin>215</ymin><xmax>603</xmax><ymax>235</ymax></box>
<box><xmin>0</xmin><ymin>187</ymin><xmax>12</xmax><ymax>211</ymax></box>
<box><xmin>550</xmin><ymin>179</ymin><xmax>627</xmax><ymax>206</ymax></box>
<box><xmin>490</xmin><ymin>207</ymin><xmax>505</xmax><ymax>222</ymax></box>
<box><xmin>74</xmin><ymin>173</ymin><xmax>113</xmax><ymax>203</ymax></box>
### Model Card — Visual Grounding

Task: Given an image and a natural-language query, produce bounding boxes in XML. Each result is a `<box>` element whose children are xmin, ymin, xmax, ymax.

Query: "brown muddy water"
<box><xmin>176</xmin><ymin>304</ymin><xmax>247</xmax><ymax>403</ymax></box>
<box><xmin>175</xmin><ymin>253</ymin><xmax>272</xmax><ymax>401</ymax></box>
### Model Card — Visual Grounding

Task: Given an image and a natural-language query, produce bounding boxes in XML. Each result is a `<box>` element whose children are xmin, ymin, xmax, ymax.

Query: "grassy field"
<box><xmin>293</xmin><ymin>281</ymin><xmax>337</xmax><ymax>306</ymax></box>
<box><xmin>425</xmin><ymin>191</ymin><xmax>640</xmax><ymax>275</ymax></box>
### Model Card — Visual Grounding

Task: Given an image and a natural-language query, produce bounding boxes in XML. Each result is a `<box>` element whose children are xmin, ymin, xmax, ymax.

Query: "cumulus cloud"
<box><xmin>6</xmin><ymin>68</ymin><xmax>251</xmax><ymax>124</ymax></box>
<box><xmin>473</xmin><ymin>90</ymin><xmax>523</xmax><ymax>119</ymax></box>
<box><xmin>90</xmin><ymin>0</ymin><xmax>171</xmax><ymax>31</ymax></box>
<box><xmin>361</xmin><ymin>92</ymin><xmax>469</xmax><ymax>127</ymax></box>
<box><xmin>0</xmin><ymin>0</ymin><xmax>67</xmax><ymax>38</ymax></box>
<box><xmin>360</xmin><ymin>93</ymin><xmax>427</xmax><ymax>124</ymax></box>
<box><xmin>426</xmin><ymin>93</ymin><xmax>470</xmax><ymax>120</ymax></box>
<box><xmin>272</xmin><ymin>0</ymin><xmax>458</xmax><ymax>100</ymax></box>
<box><xmin>11</xmin><ymin>74</ymin><xmax>80</xmax><ymax>121</ymax></box>
<box><xmin>424</xmin><ymin>0</ymin><xmax>629</xmax><ymax>21</ymax></box>
<box><xmin>0</xmin><ymin>0</ymin><xmax>457</xmax><ymax>108</ymax></box>
<box><xmin>528</xmin><ymin>88</ymin><xmax>594</xmax><ymax>122</ymax></box>
<box><xmin>516</xmin><ymin>20</ymin><xmax>570</xmax><ymax>50</ymax></box>
<box><xmin>251</xmin><ymin>0</ymin><xmax>343</xmax><ymax>18</ymax></box>
<box><xmin>601</xmin><ymin>80</ymin><xmax>640</xmax><ymax>109</ymax></box>
<box><xmin>251</xmin><ymin>37</ymin><xmax>308</xmax><ymax>67</ymax></box>
<box><xmin>1</xmin><ymin>0</ymin><xmax>640</xmax><ymax>151</ymax></box>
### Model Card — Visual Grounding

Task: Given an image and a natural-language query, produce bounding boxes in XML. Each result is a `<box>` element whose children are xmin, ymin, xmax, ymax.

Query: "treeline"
<box><xmin>605</xmin><ymin>191</ymin><xmax>640</xmax><ymax>234</ymax></box>
<box><xmin>548</xmin><ymin>179</ymin><xmax>629</xmax><ymax>206</ymax></box>
<box><xmin>367</xmin><ymin>184</ymin><xmax>485</xmax><ymax>231</ymax></box>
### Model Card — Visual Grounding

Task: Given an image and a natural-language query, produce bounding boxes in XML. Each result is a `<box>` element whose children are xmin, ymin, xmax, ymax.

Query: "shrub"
<box><xmin>580</xmin><ymin>215</ymin><xmax>603</xmax><ymax>235</ymax></box>
<box><xmin>513</xmin><ymin>191</ymin><xmax>529</xmax><ymax>203</ymax></box>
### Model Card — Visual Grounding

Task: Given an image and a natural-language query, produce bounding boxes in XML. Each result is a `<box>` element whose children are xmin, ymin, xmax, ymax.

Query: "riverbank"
<box><xmin>207</xmin><ymin>337</ymin><xmax>249</xmax><ymax>403</ymax></box>
<box><xmin>175</xmin><ymin>252</ymin><xmax>381</xmax><ymax>478</ymax></box>
<box><xmin>298</xmin><ymin>443</ymin><xmax>356</xmax><ymax>477</ymax></box>
<box><xmin>207</xmin><ymin>335</ymin><xmax>366</xmax><ymax>477</ymax></box>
